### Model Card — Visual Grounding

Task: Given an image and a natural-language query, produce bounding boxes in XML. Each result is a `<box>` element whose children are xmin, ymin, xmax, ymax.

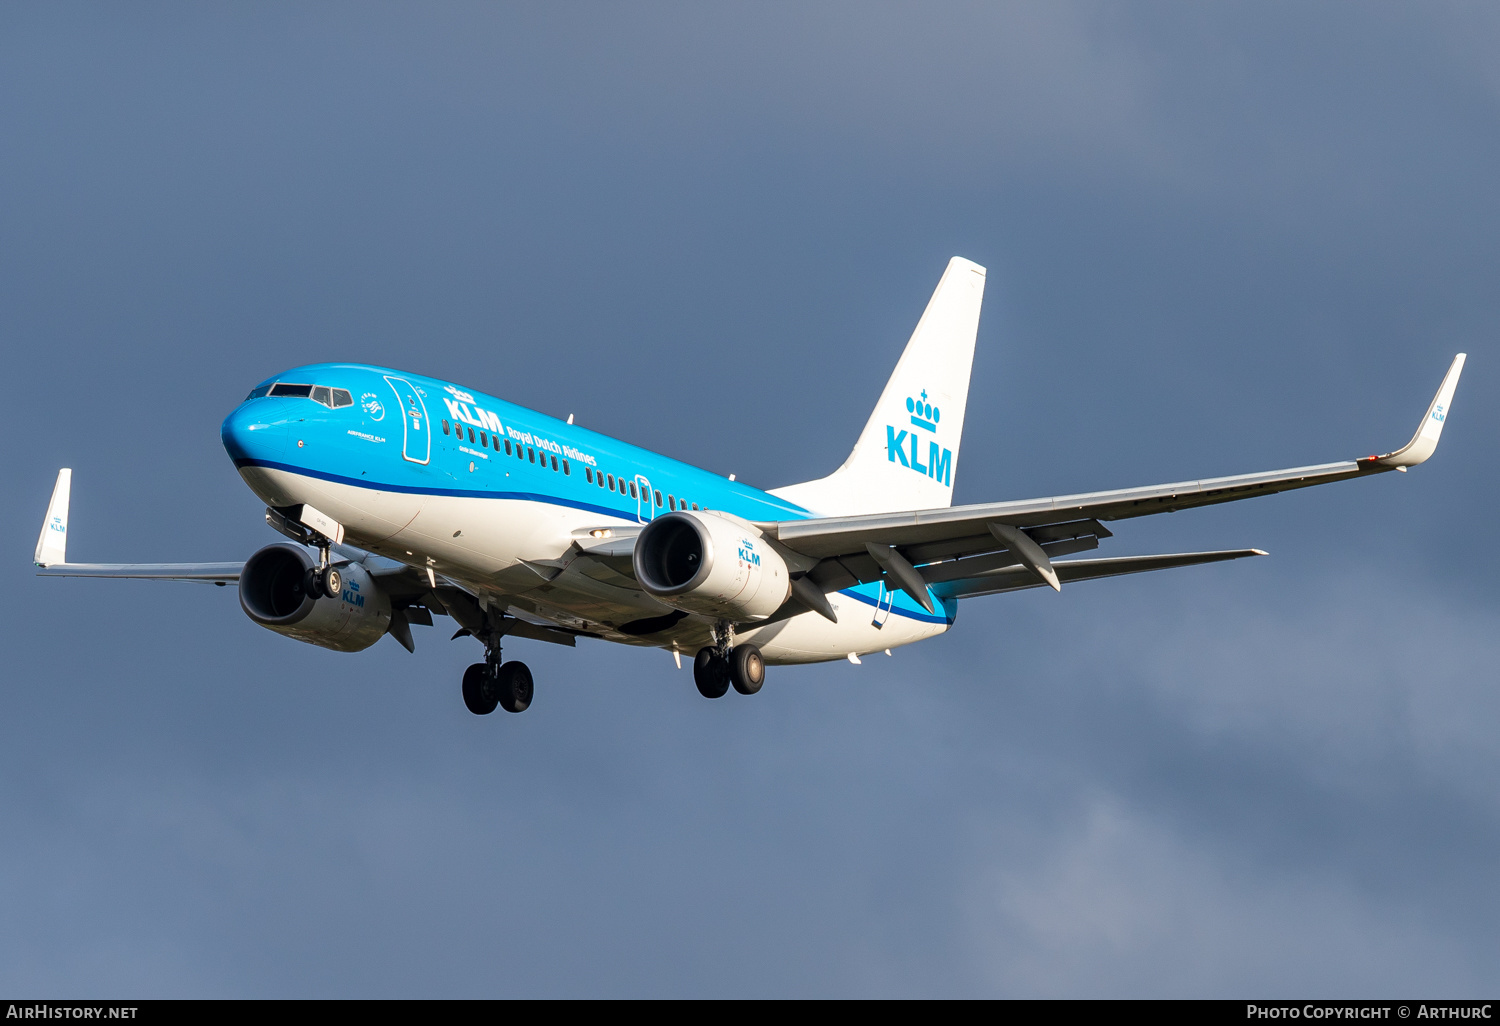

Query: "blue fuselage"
<box><xmin>220</xmin><ymin>363</ymin><xmax>955</xmax><ymax>655</ymax></box>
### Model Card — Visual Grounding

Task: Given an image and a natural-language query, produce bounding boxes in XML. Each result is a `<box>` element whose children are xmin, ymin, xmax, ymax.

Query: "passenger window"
<box><xmin>598</xmin><ymin>472</ymin><xmax>605</xmax><ymax>488</ymax></box>
<box><xmin>691</xmin><ymin>504</ymin><xmax>699</xmax><ymax>511</ymax></box>
<box><xmin>585</xmin><ymin>467</ymin><xmax>592</xmax><ymax>483</ymax></box>
<box><xmin>629</xmin><ymin>482</ymin><xmax>638</xmax><ymax>499</ymax></box>
<box><xmin>480</xmin><ymin>432</ymin><xmax>488</xmax><ymax>447</ymax></box>
<box><xmin>654</xmin><ymin>490</ymin><xmax>662</xmax><ymax>507</ymax></box>
<box><xmin>528</xmin><ymin>447</ymin><xmax>535</xmax><ymax>463</ymax></box>
<box><xmin>504</xmin><ymin>439</ymin><xmax>512</xmax><ymax>456</ymax></box>
<box><xmin>562</xmin><ymin>459</ymin><xmax>570</xmax><ymax>475</ymax></box>
<box><xmin>442</xmin><ymin>420</ymin><xmax>450</xmax><ymax>435</ymax></box>
<box><xmin>550</xmin><ymin>455</ymin><xmax>558</xmax><ymax>471</ymax></box>
<box><xmin>331</xmin><ymin>388</ymin><xmax>353</xmax><ymax>407</ymax></box>
<box><xmin>467</xmin><ymin>427</ymin><xmax>475</xmax><ymax>444</ymax></box>
<box><xmin>607</xmin><ymin>474</ymin><xmax>615</xmax><ymax>491</ymax></box>
<box><xmin>668</xmin><ymin>496</ymin><xmax>675</xmax><ymax>511</ymax></box>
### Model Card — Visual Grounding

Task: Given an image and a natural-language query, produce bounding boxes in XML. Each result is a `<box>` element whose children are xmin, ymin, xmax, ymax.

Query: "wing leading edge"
<box><xmin>36</xmin><ymin>562</ymin><xmax>242</xmax><ymax>582</ymax></box>
<box><xmin>760</xmin><ymin>354</ymin><xmax>1465</xmax><ymax>599</ymax></box>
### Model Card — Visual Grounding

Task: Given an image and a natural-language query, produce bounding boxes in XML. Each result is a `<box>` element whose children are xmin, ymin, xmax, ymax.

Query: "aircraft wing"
<box><xmin>759</xmin><ymin>354</ymin><xmax>1465</xmax><ymax>611</ymax></box>
<box><xmin>36</xmin><ymin>562</ymin><xmax>242</xmax><ymax>581</ymax></box>
<box><xmin>31</xmin><ymin>469</ymin><xmax>244</xmax><ymax>582</ymax></box>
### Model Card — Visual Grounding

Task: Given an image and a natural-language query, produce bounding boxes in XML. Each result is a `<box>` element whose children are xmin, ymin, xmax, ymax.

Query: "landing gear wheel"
<box><xmin>693</xmin><ymin>647</ymin><xmax>730</xmax><ymax>699</ymax></box>
<box><xmin>729</xmin><ymin>644</ymin><xmax>765</xmax><ymax>695</ymax></box>
<box><xmin>319</xmin><ymin>565</ymin><xmax>342</xmax><ymax>598</ymax></box>
<box><xmin>462</xmin><ymin>663</ymin><xmax>498</xmax><ymax>715</ymax></box>
<box><xmin>304</xmin><ymin>566</ymin><xmax>326</xmax><ymax>599</ymax></box>
<box><xmin>495</xmin><ymin>661</ymin><xmax>533</xmax><ymax>714</ymax></box>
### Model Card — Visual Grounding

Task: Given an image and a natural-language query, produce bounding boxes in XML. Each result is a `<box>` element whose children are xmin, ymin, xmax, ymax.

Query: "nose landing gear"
<box><xmin>304</xmin><ymin>564</ymin><xmax>342</xmax><ymax>599</ymax></box>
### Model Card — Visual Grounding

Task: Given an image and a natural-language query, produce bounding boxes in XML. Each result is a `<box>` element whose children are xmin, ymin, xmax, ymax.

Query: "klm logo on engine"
<box><xmin>887</xmin><ymin>389</ymin><xmax>952</xmax><ymax>486</ymax></box>
<box><xmin>737</xmin><ymin>539</ymin><xmax>762</xmax><ymax>567</ymax></box>
<box><xmin>341</xmin><ymin>579</ymin><xmax>365</xmax><ymax>608</ymax></box>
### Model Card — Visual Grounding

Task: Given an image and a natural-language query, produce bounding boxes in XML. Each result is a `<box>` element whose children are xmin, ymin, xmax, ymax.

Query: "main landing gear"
<box><xmin>693</xmin><ymin>641</ymin><xmax>765</xmax><ymax>699</ymax></box>
<box><xmin>461</xmin><ymin>636</ymin><xmax>532</xmax><ymax>715</ymax></box>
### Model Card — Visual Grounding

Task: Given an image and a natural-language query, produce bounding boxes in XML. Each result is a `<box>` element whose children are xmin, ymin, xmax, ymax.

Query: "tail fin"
<box><xmin>35</xmin><ymin>468</ymin><xmax>71</xmax><ymax>566</ymax></box>
<box><xmin>770</xmin><ymin>257</ymin><xmax>985</xmax><ymax>516</ymax></box>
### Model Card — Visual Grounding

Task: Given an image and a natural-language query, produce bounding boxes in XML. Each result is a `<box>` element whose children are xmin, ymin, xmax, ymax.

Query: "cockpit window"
<box><xmin>256</xmin><ymin>383</ymin><xmax>355</xmax><ymax>408</ymax></box>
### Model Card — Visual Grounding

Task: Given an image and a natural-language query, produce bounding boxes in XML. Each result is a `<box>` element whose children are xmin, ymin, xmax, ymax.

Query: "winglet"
<box><xmin>1374</xmin><ymin>354</ymin><xmax>1466</xmax><ymax>468</ymax></box>
<box><xmin>34</xmin><ymin>469</ymin><xmax>71</xmax><ymax>567</ymax></box>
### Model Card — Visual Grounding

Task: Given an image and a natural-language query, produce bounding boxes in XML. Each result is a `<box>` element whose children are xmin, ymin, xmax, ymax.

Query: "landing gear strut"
<box><xmin>461</xmin><ymin>635</ymin><xmax>533</xmax><ymax>715</ymax></box>
<box><xmin>302</xmin><ymin>532</ymin><xmax>342</xmax><ymax>599</ymax></box>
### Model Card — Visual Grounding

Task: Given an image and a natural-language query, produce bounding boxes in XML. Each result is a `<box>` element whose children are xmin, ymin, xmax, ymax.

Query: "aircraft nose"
<box><xmin>221</xmin><ymin>400</ymin><xmax>289</xmax><ymax>461</ymax></box>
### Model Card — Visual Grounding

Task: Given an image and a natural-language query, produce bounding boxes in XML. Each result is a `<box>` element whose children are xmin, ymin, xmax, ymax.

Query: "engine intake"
<box><xmin>239</xmin><ymin>543</ymin><xmax>391</xmax><ymax>652</ymax></box>
<box><xmin>633</xmin><ymin>511</ymin><xmax>790</xmax><ymax>622</ymax></box>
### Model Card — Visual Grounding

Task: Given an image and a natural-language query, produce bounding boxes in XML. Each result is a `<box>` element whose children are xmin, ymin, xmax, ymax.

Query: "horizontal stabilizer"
<box><xmin>939</xmin><ymin>549</ymin><xmax>1266</xmax><ymax>600</ymax></box>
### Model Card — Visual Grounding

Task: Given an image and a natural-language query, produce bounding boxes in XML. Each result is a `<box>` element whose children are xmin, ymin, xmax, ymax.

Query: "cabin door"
<box><xmin>383</xmin><ymin>376</ymin><xmax>430</xmax><ymax>465</ymax></box>
<box><xmin>635</xmin><ymin>474</ymin><xmax>655</xmax><ymax>523</ymax></box>
<box><xmin>871</xmin><ymin>581</ymin><xmax>894</xmax><ymax>629</ymax></box>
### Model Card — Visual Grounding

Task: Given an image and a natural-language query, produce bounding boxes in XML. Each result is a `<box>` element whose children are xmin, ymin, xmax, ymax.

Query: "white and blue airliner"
<box><xmin>34</xmin><ymin>258</ymin><xmax>1466</xmax><ymax>714</ymax></box>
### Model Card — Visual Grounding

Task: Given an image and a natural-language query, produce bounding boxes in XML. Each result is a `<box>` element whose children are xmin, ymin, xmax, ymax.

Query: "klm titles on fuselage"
<box><xmin>441</xmin><ymin>388</ymin><xmax>598</xmax><ymax>467</ymax></box>
<box><xmin>887</xmin><ymin>391</ymin><xmax>952</xmax><ymax>486</ymax></box>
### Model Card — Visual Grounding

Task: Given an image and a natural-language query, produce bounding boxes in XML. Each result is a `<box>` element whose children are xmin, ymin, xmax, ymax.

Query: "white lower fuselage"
<box><xmin>239</xmin><ymin>464</ymin><xmax>950</xmax><ymax>665</ymax></box>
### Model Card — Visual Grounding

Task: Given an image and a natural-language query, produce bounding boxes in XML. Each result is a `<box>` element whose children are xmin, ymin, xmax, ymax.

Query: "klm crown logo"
<box><xmin>907</xmin><ymin>390</ymin><xmax>941</xmax><ymax>432</ymax></box>
<box><xmin>887</xmin><ymin>389</ymin><xmax>952</xmax><ymax>486</ymax></box>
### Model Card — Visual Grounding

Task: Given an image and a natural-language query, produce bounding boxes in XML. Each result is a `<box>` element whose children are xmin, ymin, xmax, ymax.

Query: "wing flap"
<box><xmin>938</xmin><ymin>549</ymin><xmax>1266</xmax><ymax>600</ymax></box>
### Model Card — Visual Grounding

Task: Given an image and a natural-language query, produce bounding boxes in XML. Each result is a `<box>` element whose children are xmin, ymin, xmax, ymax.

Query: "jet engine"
<box><xmin>633</xmin><ymin>511</ymin><xmax>790</xmax><ymax>622</ymax></box>
<box><xmin>239</xmin><ymin>543</ymin><xmax>392</xmax><ymax>652</ymax></box>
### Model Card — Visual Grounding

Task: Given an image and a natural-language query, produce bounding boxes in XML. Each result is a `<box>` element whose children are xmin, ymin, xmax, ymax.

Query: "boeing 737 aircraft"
<box><xmin>34</xmin><ymin>258</ymin><xmax>1466</xmax><ymax>715</ymax></box>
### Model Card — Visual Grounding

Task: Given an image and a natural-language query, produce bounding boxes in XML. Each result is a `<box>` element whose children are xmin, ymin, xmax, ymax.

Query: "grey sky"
<box><xmin>2</xmin><ymin>2</ymin><xmax>1497</xmax><ymax>996</ymax></box>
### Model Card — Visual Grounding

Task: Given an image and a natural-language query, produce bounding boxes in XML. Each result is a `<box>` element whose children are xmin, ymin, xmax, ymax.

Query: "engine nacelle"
<box><xmin>239</xmin><ymin>543</ymin><xmax>392</xmax><ymax>652</ymax></box>
<box><xmin>633</xmin><ymin>511</ymin><xmax>790</xmax><ymax>622</ymax></box>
